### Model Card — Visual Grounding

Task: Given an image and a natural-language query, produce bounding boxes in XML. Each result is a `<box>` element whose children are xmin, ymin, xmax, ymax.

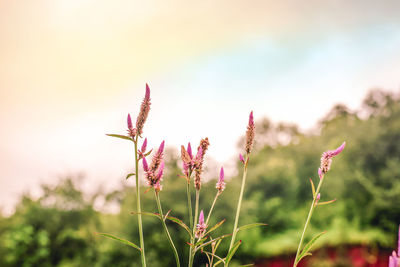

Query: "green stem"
<box><xmin>154</xmin><ymin>190</ymin><xmax>180</xmax><ymax>267</ymax></box>
<box><xmin>293</xmin><ymin>177</ymin><xmax>324</xmax><ymax>267</ymax></box>
<box><xmin>186</xmin><ymin>171</ymin><xmax>193</xmax><ymax>267</ymax></box>
<box><xmin>205</xmin><ymin>193</ymin><xmax>220</xmax><ymax>226</ymax></box>
<box><xmin>189</xmin><ymin>190</ymin><xmax>200</xmax><ymax>267</ymax></box>
<box><xmin>134</xmin><ymin>138</ymin><xmax>146</xmax><ymax>267</ymax></box>
<box><xmin>228</xmin><ymin>156</ymin><xmax>249</xmax><ymax>255</ymax></box>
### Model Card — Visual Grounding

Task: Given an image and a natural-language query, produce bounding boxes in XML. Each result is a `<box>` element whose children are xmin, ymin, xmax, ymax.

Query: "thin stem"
<box><xmin>293</xmin><ymin>177</ymin><xmax>324</xmax><ymax>267</ymax></box>
<box><xmin>186</xmin><ymin>170</ymin><xmax>193</xmax><ymax>267</ymax></box>
<box><xmin>154</xmin><ymin>190</ymin><xmax>180</xmax><ymax>267</ymax></box>
<box><xmin>228</xmin><ymin>156</ymin><xmax>249</xmax><ymax>254</ymax></box>
<box><xmin>134</xmin><ymin>138</ymin><xmax>146</xmax><ymax>267</ymax></box>
<box><xmin>189</xmin><ymin>190</ymin><xmax>200</xmax><ymax>267</ymax></box>
<box><xmin>205</xmin><ymin>193</ymin><xmax>220</xmax><ymax>226</ymax></box>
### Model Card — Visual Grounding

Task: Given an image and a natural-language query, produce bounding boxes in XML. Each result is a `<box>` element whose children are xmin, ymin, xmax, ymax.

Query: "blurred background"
<box><xmin>1</xmin><ymin>0</ymin><xmax>400</xmax><ymax>266</ymax></box>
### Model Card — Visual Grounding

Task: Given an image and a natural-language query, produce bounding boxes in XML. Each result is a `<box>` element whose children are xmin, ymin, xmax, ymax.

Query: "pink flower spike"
<box><xmin>145</xmin><ymin>83</ymin><xmax>151</xmax><ymax>99</ymax></box>
<box><xmin>156</xmin><ymin>161</ymin><xmax>165</xmax><ymax>181</ymax></box>
<box><xmin>239</xmin><ymin>153</ymin><xmax>245</xmax><ymax>164</ymax></box>
<box><xmin>158</xmin><ymin>141</ymin><xmax>165</xmax><ymax>154</ymax></box>
<box><xmin>219</xmin><ymin>167</ymin><xmax>224</xmax><ymax>182</ymax></box>
<box><xmin>142</xmin><ymin>157</ymin><xmax>149</xmax><ymax>172</ymax></box>
<box><xmin>187</xmin><ymin>142</ymin><xmax>193</xmax><ymax>159</ymax></box>
<box><xmin>127</xmin><ymin>114</ymin><xmax>133</xmax><ymax>129</ymax></box>
<box><xmin>141</xmin><ymin>138</ymin><xmax>147</xmax><ymax>153</ymax></box>
<box><xmin>249</xmin><ymin>111</ymin><xmax>254</xmax><ymax>126</ymax></box>
<box><xmin>199</xmin><ymin>210</ymin><xmax>204</xmax><ymax>225</ymax></box>
<box><xmin>328</xmin><ymin>141</ymin><xmax>346</xmax><ymax>157</ymax></box>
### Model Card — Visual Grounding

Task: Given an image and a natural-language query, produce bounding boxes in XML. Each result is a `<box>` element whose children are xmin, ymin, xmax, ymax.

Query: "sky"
<box><xmin>1</xmin><ymin>0</ymin><xmax>400</xmax><ymax>213</ymax></box>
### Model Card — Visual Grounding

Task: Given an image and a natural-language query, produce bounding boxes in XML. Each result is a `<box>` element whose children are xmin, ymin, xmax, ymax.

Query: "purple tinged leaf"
<box><xmin>398</xmin><ymin>224</ymin><xmax>400</xmax><ymax>256</ymax></box>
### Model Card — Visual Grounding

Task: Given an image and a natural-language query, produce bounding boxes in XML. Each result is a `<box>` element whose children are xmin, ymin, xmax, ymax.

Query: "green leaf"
<box><xmin>295</xmin><ymin>231</ymin><xmax>326</xmax><ymax>265</ymax></box>
<box><xmin>310</xmin><ymin>178</ymin><xmax>316</xmax><ymax>197</ymax></box>
<box><xmin>236</xmin><ymin>223</ymin><xmax>267</xmax><ymax>233</ymax></box>
<box><xmin>131</xmin><ymin>211</ymin><xmax>192</xmax><ymax>237</ymax></box>
<box><xmin>106</xmin><ymin>134</ymin><xmax>133</xmax><ymax>141</ymax></box>
<box><xmin>239</xmin><ymin>264</ymin><xmax>255</xmax><ymax>267</ymax></box>
<box><xmin>318</xmin><ymin>199</ymin><xmax>337</xmax><ymax>206</ymax></box>
<box><xmin>205</xmin><ymin>219</ymin><xmax>225</xmax><ymax>236</ymax></box>
<box><xmin>195</xmin><ymin>234</ymin><xmax>232</xmax><ymax>252</ymax></box>
<box><xmin>126</xmin><ymin>173</ymin><xmax>135</xmax><ymax>180</ymax></box>
<box><xmin>225</xmin><ymin>240</ymin><xmax>242</xmax><ymax>264</ymax></box>
<box><xmin>202</xmin><ymin>251</ymin><xmax>226</xmax><ymax>265</ymax></box>
<box><xmin>95</xmin><ymin>232</ymin><xmax>141</xmax><ymax>251</ymax></box>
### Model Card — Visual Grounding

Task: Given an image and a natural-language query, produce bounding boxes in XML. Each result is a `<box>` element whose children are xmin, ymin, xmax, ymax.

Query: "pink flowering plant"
<box><xmin>97</xmin><ymin>85</ymin><xmax>348</xmax><ymax>267</ymax></box>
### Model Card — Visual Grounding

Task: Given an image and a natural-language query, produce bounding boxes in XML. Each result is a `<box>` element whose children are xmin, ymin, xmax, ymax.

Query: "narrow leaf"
<box><xmin>318</xmin><ymin>199</ymin><xmax>337</xmax><ymax>206</ymax></box>
<box><xmin>126</xmin><ymin>173</ymin><xmax>135</xmax><ymax>180</ymax></box>
<box><xmin>130</xmin><ymin>211</ymin><xmax>192</xmax><ymax>237</ymax></box>
<box><xmin>295</xmin><ymin>231</ymin><xmax>326</xmax><ymax>265</ymax></box>
<box><xmin>95</xmin><ymin>232</ymin><xmax>141</xmax><ymax>251</ymax></box>
<box><xmin>225</xmin><ymin>240</ymin><xmax>242</xmax><ymax>264</ymax></box>
<box><xmin>195</xmin><ymin>234</ymin><xmax>232</xmax><ymax>252</ymax></box>
<box><xmin>236</xmin><ymin>223</ymin><xmax>267</xmax><ymax>233</ymax></box>
<box><xmin>205</xmin><ymin>219</ymin><xmax>226</xmax><ymax>236</ymax></box>
<box><xmin>202</xmin><ymin>251</ymin><xmax>226</xmax><ymax>265</ymax></box>
<box><xmin>239</xmin><ymin>264</ymin><xmax>255</xmax><ymax>267</ymax></box>
<box><xmin>310</xmin><ymin>178</ymin><xmax>316</xmax><ymax>197</ymax></box>
<box><xmin>106</xmin><ymin>134</ymin><xmax>133</xmax><ymax>141</ymax></box>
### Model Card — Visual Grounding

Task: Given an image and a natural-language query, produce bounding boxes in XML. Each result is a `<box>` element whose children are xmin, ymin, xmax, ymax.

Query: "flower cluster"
<box><xmin>194</xmin><ymin>138</ymin><xmax>209</xmax><ymax>191</ymax></box>
<box><xmin>143</xmin><ymin>141</ymin><xmax>165</xmax><ymax>192</ymax></box>
<box><xmin>318</xmin><ymin>141</ymin><xmax>346</xmax><ymax>178</ymax></box>
<box><xmin>127</xmin><ymin>84</ymin><xmax>151</xmax><ymax>138</ymax></box>
<box><xmin>245</xmin><ymin>111</ymin><xmax>255</xmax><ymax>154</ymax></box>
<box><xmin>215</xmin><ymin>167</ymin><xmax>226</xmax><ymax>194</ymax></box>
<box><xmin>195</xmin><ymin>210</ymin><xmax>207</xmax><ymax>239</ymax></box>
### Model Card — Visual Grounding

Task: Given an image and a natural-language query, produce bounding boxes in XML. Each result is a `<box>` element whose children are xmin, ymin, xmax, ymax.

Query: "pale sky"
<box><xmin>1</xmin><ymin>0</ymin><xmax>400</xmax><ymax>213</ymax></box>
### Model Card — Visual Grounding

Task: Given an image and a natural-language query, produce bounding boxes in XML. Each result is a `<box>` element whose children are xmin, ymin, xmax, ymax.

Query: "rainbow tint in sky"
<box><xmin>0</xmin><ymin>0</ymin><xmax>400</xmax><ymax>213</ymax></box>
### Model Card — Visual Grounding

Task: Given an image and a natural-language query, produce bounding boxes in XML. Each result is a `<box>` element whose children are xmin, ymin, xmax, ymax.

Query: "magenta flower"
<box><xmin>135</xmin><ymin>84</ymin><xmax>151</xmax><ymax>136</ymax></box>
<box><xmin>239</xmin><ymin>153</ymin><xmax>245</xmax><ymax>164</ymax></box>
<box><xmin>187</xmin><ymin>142</ymin><xmax>193</xmax><ymax>159</ymax></box>
<box><xmin>216</xmin><ymin>167</ymin><xmax>226</xmax><ymax>193</ymax></box>
<box><xmin>145</xmin><ymin>141</ymin><xmax>166</xmax><ymax>191</ymax></box>
<box><xmin>141</xmin><ymin>138</ymin><xmax>148</xmax><ymax>154</ymax></box>
<box><xmin>318</xmin><ymin>141</ymin><xmax>346</xmax><ymax>178</ymax></box>
<box><xmin>389</xmin><ymin>225</ymin><xmax>400</xmax><ymax>267</ymax></box>
<box><xmin>127</xmin><ymin>113</ymin><xmax>136</xmax><ymax>137</ymax></box>
<box><xmin>142</xmin><ymin>157</ymin><xmax>149</xmax><ymax>172</ymax></box>
<box><xmin>245</xmin><ymin>111</ymin><xmax>255</xmax><ymax>154</ymax></box>
<box><xmin>195</xmin><ymin>210</ymin><xmax>207</xmax><ymax>239</ymax></box>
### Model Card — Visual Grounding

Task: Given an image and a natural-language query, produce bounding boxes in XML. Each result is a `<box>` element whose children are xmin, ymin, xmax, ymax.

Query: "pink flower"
<box><xmin>318</xmin><ymin>141</ymin><xmax>346</xmax><ymax>178</ymax></box>
<box><xmin>239</xmin><ymin>153</ymin><xmax>245</xmax><ymax>164</ymax></box>
<box><xmin>245</xmin><ymin>111</ymin><xmax>255</xmax><ymax>154</ymax></box>
<box><xmin>142</xmin><ymin>157</ymin><xmax>149</xmax><ymax>172</ymax></box>
<box><xmin>216</xmin><ymin>167</ymin><xmax>226</xmax><ymax>193</ymax></box>
<box><xmin>389</xmin><ymin>225</ymin><xmax>400</xmax><ymax>267</ymax></box>
<box><xmin>195</xmin><ymin>210</ymin><xmax>207</xmax><ymax>239</ymax></box>
<box><xmin>141</xmin><ymin>138</ymin><xmax>147</xmax><ymax>154</ymax></box>
<box><xmin>187</xmin><ymin>142</ymin><xmax>193</xmax><ymax>159</ymax></box>
<box><xmin>127</xmin><ymin>114</ymin><xmax>133</xmax><ymax>130</ymax></box>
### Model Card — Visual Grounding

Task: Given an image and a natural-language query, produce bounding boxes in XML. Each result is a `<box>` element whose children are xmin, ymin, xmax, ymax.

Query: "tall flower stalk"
<box><xmin>143</xmin><ymin>142</ymin><xmax>180</xmax><ymax>267</ymax></box>
<box><xmin>293</xmin><ymin>141</ymin><xmax>346</xmax><ymax>267</ymax></box>
<box><xmin>228</xmin><ymin>111</ymin><xmax>255</xmax><ymax>257</ymax></box>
